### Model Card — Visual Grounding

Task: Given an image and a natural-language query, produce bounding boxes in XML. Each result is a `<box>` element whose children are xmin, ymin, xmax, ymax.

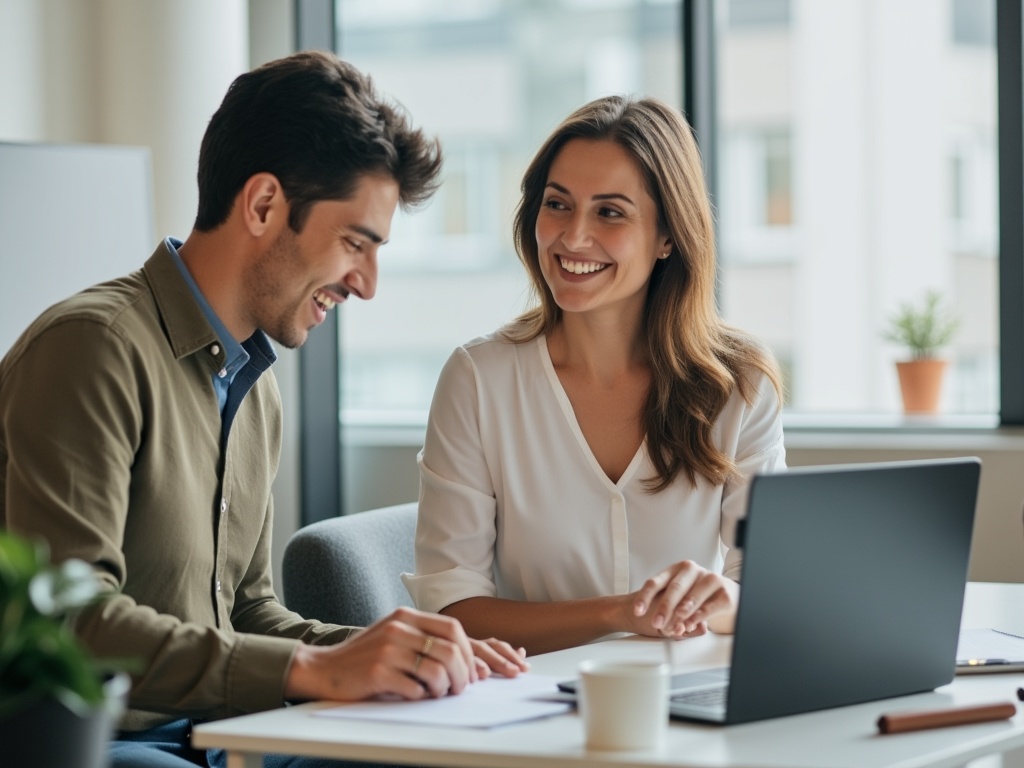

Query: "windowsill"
<box><xmin>782</xmin><ymin>411</ymin><xmax>1000</xmax><ymax>431</ymax></box>
<box><xmin>780</xmin><ymin>412</ymin><xmax>1024</xmax><ymax>451</ymax></box>
<box><xmin>342</xmin><ymin>410</ymin><xmax>429</xmax><ymax>448</ymax></box>
<box><xmin>342</xmin><ymin>409</ymin><xmax>1024</xmax><ymax>451</ymax></box>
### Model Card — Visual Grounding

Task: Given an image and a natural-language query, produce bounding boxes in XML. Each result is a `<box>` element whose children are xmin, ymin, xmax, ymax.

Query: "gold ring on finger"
<box><xmin>421</xmin><ymin>635</ymin><xmax>434</xmax><ymax>657</ymax></box>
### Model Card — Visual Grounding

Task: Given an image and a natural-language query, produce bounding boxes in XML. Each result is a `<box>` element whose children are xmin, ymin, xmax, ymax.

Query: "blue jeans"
<box><xmin>109</xmin><ymin>719</ymin><xmax>399</xmax><ymax>768</ymax></box>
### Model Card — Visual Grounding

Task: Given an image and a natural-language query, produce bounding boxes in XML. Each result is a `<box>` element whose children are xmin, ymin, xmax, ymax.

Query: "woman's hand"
<box><xmin>469</xmin><ymin>637</ymin><xmax>531</xmax><ymax>679</ymax></box>
<box><xmin>628</xmin><ymin>561</ymin><xmax>739</xmax><ymax>638</ymax></box>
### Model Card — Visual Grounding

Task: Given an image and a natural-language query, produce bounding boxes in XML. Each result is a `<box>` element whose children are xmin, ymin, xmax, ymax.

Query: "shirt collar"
<box><xmin>164</xmin><ymin>237</ymin><xmax>250</xmax><ymax>379</ymax></box>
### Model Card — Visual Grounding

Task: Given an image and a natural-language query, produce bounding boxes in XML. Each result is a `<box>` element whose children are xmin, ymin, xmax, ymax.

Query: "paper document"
<box><xmin>315</xmin><ymin>672</ymin><xmax>573</xmax><ymax>728</ymax></box>
<box><xmin>956</xmin><ymin>628</ymin><xmax>1024</xmax><ymax>674</ymax></box>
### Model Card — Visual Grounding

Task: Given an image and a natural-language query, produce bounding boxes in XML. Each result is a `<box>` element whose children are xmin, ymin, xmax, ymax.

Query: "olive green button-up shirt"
<box><xmin>0</xmin><ymin>243</ymin><xmax>355</xmax><ymax>731</ymax></box>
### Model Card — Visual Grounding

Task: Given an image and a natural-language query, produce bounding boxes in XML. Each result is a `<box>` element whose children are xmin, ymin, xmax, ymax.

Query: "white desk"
<box><xmin>193</xmin><ymin>582</ymin><xmax>1024</xmax><ymax>768</ymax></box>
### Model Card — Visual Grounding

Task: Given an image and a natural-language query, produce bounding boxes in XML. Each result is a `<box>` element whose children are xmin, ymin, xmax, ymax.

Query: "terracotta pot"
<box><xmin>895</xmin><ymin>359</ymin><xmax>948</xmax><ymax>414</ymax></box>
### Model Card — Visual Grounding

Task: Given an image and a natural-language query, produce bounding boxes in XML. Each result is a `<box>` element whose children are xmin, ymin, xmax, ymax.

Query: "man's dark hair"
<box><xmin>194</xmin><ymin>50</ymin><xmax>443</xmax><ymax>232</ymax></box>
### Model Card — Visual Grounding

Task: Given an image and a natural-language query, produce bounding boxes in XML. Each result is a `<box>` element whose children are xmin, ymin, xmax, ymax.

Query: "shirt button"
<box><xmin>210</xmin><ymin>344</ymin><xmax>220</xmax><ymax>356</ymax></box>
<box><xmin>217</xmin><ymin>368</ymin><xmax>227</xmax><ymax>379</ymax></box>
<box><xmin>216</xmin><ymin>579</ymin><xmax>222</xmax><ymax>592</ymax></box>
<box><xmin>220</xmin><ymin>498</ymin><xmax>227</xmax><ymax>513</ymax></box>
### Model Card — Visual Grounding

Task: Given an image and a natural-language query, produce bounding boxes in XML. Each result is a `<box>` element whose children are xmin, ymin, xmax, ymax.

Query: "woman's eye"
<box><xmin>542</xmin><ymin>198</ymin><xmax>567</xmax><ymax>211</ymax></box>
<box><xmin>598</xmin><ymin>207</ymin><xmax>623</xmax><ymax>219</ymax></box>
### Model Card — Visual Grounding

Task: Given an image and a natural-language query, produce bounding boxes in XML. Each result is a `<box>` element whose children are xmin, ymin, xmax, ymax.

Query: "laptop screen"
<box><xmin>716</xmin><ymin>457</ymin><xmax>980</xmax><ymax>725</ymax></box>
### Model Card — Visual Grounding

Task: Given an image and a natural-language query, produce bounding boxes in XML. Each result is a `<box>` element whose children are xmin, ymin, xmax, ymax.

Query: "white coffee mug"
<box><xmin>577</xmin><ymin>659</ymin><xmax>670</xmax><ymax>751</ymax></box>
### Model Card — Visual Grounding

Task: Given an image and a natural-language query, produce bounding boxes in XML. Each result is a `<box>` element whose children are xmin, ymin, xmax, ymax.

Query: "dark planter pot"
<box><xmin>0</xmin><ymin>672</ymin><xmax>130</xmax><ymax>768</ymax></box>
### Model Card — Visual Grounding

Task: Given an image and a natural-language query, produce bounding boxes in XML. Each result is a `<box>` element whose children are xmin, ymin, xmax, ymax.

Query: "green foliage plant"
<box><xmin>0</xmin><ymin>530</ymin><xmax>122</xmax><ymax>717</ymax></box>
<box><xmin>882</xmin><ymin>290</ymin><xmax>960</xmax><ymax>361</ymax></box>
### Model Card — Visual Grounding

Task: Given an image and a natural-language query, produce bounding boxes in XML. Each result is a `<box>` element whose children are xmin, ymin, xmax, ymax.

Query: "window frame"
<box><xmin>296</xmin><ymin>0</ymin><xmax>343</xmax><ymax>526</ymax></box>
<box><xmin>997</xmin><ymin>0</ymin><xmax>1024</xmax><ymax>425</ymax></box>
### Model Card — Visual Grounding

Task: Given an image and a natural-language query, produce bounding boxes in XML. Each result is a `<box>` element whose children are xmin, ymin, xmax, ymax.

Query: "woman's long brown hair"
<box><xmin>503</xmin><ymin>95</ymin><xmax>783</xmax><ymax>491</ymax></box>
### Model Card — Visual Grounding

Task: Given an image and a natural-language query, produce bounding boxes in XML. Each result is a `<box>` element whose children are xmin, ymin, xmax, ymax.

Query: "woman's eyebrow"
<box><xmin>545</xmin><ymin>181</ymin><xmax>635</xmax><ymax>206</ymax></box>
<box><xmin>592</xmin><ymin>192</ymin><xmax>635</xmax><ymax>205</ymax></box>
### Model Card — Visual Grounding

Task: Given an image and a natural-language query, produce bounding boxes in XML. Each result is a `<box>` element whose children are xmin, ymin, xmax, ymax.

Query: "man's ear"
<box><xmin>239</xmin><ymin>173</ymin><xmax>287</xmax><ymax>237</ymax></box>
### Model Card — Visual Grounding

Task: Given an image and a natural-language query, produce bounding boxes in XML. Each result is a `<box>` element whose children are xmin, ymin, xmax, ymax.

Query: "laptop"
<box><xmin>559</xmin><ymin>457</ymin><xmax>982</xmax><ymax>725</ymax></box>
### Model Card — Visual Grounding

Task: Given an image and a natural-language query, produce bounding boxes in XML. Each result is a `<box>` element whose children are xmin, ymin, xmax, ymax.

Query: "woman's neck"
<box><xmin>549</xmin><ymin>309</ymin><xmax>647</xmax><ymax>382</ymax></box>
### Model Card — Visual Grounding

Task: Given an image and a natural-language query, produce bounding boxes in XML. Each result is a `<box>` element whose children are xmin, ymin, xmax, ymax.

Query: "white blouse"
<box><xmin>402</xmin><ymin>333</ymin><xmax>786</xmax><ymax>614</ymax></box>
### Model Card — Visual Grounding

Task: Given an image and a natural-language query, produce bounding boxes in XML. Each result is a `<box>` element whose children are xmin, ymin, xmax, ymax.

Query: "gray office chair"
<box><xmin>282</xmin><ymin>502</ymin><xmax>418</xmax><ymax>627</ymax></box>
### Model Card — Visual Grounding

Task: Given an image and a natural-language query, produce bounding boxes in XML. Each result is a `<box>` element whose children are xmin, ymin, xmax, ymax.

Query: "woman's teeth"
<box><xmin>559</xmin><ymin>258</ymin><xmax>608</xmax><ymax>275</ymax></box>
<box><xmin>313</xmin><ymin>289</ymin><xmax>336</xmax><ymax>311</ymax></box>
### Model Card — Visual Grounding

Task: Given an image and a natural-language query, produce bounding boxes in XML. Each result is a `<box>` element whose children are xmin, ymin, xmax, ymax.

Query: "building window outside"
<box><xmin>952</xmin><ymin>0</ymin><xmax>995</xmax><ymax>47</ymax></box>
<box><xmin>716</xmin><ymin>0</ymin><xmax>997</xmax><ymax>415</ymax></box>
<box><xmin>726</xmin><ymin>0</ymin><xmax>790</xmax><ymax>28</ymax></box>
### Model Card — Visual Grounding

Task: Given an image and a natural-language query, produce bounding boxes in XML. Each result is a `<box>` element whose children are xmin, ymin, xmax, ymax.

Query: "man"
<box><xmin>0</xmin><ymin>51</ymin><xmax>526</xmax><ymax>768</ymax></box>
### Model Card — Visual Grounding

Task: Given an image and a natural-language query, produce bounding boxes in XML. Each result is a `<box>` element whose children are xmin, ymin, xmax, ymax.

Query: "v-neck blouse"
<box><xmin>402</xmin><ymin>332</ymin><xmax>786</xmax><ymax>613</ymax></box>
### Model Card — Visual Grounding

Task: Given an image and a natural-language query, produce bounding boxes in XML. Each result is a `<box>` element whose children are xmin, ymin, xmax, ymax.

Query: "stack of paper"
<box><xmin>314</xmin><ymin>673</ymin><xmax>573</xmax><ymax>728</ymax></box>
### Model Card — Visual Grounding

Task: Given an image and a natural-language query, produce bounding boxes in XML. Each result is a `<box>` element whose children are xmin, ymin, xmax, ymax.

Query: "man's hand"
<box><xmin>284</xmin><ymin>607</ymin><xmax>479</xmax><ymax>702</ymax></box>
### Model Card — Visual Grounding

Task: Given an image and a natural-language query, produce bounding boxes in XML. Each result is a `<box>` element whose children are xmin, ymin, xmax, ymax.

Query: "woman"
<box><xmin>402</xmin><ymin>95</ymin><xmax>785</xmax><ymax>655</ymax></box>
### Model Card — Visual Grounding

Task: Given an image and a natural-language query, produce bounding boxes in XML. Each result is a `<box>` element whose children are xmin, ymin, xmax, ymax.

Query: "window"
<box><xmin>309</xmin><ymin>0</ymin><xmax>1018</xmax><ymax>516</ymax></box>
<box><xmin>715</xmin><ymin>0</ymin><xmax>997</xmax><ymax>415</ymax></box>
<box><xmin>334</xmin><ymin>0</ymin><xmax>998</xmax><ymax>424</ymax></box>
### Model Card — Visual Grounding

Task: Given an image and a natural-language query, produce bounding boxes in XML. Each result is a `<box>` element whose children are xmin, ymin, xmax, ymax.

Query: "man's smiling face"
<box><xmin>245</xmin><ymin>173</ymin><xmax>400</xmax><ymax>349</ymax></box>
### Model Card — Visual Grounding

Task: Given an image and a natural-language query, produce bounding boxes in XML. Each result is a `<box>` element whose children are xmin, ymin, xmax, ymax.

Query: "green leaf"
<box><xmin>29</xmin><ymin>559</ymin><xmax>102</xmax><ymax>617</ymax></box>
<box><xmin>0</xmin><ymin>530</ymin><xmax>135</xmax><ymax>717</ymax></box>
<box><xmin>881</xmin><ymin>290</ymin><xmax>960</xmax><ymax>359</ymax></box>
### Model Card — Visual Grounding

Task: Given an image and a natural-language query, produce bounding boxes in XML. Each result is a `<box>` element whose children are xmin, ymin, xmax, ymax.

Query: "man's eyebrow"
<box><xmin>545</xmin><ymin>182</ymin><xmax>635</xmax><ymax>206</ymax></box>
<box><xmin>350</xmin><ymin>225</ymin><xmax>387</xmax><ymax>245</ymax></box>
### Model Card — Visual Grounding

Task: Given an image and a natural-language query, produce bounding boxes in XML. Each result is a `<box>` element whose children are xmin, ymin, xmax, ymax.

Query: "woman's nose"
<box><xmin>561</xmin><ymin>211</ymin><xmax>592</xmax><ymax>251</ymax></box>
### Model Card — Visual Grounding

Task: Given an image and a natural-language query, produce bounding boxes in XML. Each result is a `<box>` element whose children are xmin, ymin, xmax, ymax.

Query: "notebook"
<box><xmin>956</xmin><ymin>628</ymin><xmax>1024</xmax><ymax>674</ymax></box>
<box><xmin>560</xmin><ymin>457</ymin><xmax>982</xmax><ymax>725</ymax></box>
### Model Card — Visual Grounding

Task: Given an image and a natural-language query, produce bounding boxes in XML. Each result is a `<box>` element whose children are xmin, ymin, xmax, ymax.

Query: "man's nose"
<box><xmin>349</xmin><ymin>251</ymin><xmax>378</xmax><ymax>300</ymax></box>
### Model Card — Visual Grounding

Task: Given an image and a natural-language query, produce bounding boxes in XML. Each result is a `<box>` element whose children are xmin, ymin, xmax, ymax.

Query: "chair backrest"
<box><xmin>282</xmin><ymin>502</ymin><xmax>417</xmax><ymax>628</ymax></box>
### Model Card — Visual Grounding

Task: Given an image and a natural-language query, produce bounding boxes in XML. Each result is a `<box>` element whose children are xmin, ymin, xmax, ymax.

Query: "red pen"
<box><xmin>877</xmin><ymin>701</ymin><xmax>1016</xmax><ymax>734</ymax></box>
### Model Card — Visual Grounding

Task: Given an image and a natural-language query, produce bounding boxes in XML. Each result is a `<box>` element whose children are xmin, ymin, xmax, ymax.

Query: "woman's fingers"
<box><xmin>633</xmin><ymin>569</ymin><xmax>670</xmax><ymax>619</ymax></box>
<box><xmin>665</xmin><ymin>573</ymin><xmax>726</xmax><ymax>634</ymax></box>
<box><xmin>639</xmin><ymin>562</ymin><xmax>700</xmax><ymax>629</ymax></box>
<box><xmin>470</xmin><ymin>637</ymin><xmax>530</xmax><ymax>677</ymax></box>
<box><xmin>632</xmin><ymin>562</ymin><xmax>739</xmax><ymax>637</ymax></box>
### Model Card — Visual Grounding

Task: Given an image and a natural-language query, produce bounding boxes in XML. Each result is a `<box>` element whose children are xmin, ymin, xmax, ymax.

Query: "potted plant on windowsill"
<box><xmin>882</xmin><ymin>290</ymin><xmax>960</xmax><ymax>414</ymax></box>
<box><xmin>0</xmin><ymin>530</ymin><xmax>131</xmax><ymax>768</ymax></box>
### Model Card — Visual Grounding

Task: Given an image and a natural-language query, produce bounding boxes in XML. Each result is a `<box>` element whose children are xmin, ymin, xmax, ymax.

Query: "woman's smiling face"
<box><xmin>535</xmin><ymin>138</ymin><xmax>671</xmax><ymax>320</ymax></box>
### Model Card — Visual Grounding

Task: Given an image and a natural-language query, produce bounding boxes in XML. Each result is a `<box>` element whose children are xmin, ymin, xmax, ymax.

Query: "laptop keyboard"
<box><xmin>670</xmin><ymin>685</ymin><xmax>728</xmax><ymax>708</ymax></box>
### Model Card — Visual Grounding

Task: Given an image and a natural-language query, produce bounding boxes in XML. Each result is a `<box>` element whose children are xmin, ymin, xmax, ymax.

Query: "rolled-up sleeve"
<box><xmin>402</xmin><ymin>347</ymin><xmax>500</xmax><ymax>612</ymax></box>
<box><xmin>720</xmin><ymin>372</ymin><xmax>787</xmax><ymax>581</ymax></box>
